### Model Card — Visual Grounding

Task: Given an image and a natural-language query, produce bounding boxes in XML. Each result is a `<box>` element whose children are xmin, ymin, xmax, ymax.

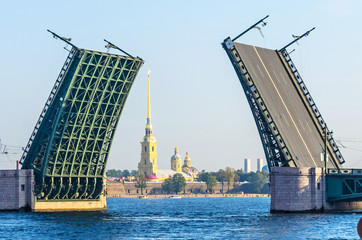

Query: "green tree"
<box><xmin>106</xmin><ymin>169</ymin><xmax>122</xmax><ymax>177</ymax></box>
<box><xmin>162</xmin><ymin>177</ymin><xmax>173</xmax><ymax>194</ymax></box>
<box><xmin>234</xmin><ymin>173</ymin><xmax>240</xmax><ymax>182</ymax></box>
<box><xmin>122</xmin><ymin>170</ymin><xmax>130</xmax><ymax>178</ymax></box>
<box><xmin>225</xmin><ymin>167</ymin><xmax>235</xmax><ymax>192</ymax></box>
<box><xmin>197</xmin><ymin>170</ymin><xmax>210</xmax><ymax>182</ymax></box>
<box><xmin>246</xmin><ymin>172</ymin><xmax>268</xmax><ymax>193</ymax></box>
<box><xmin>217</xmin><ymin>169</ymin><xmax>227</xmax><ymax>193</ymax></box>
<box><xmin>172</xmin><ymin>173</ymin><xmax>186</xmax><ymax>194</ymax></box>
<box><xmin>106</xmin><ymin>169</ymin><xmax>113</xmax><ymax>177</ymax></box>
<box><xmin>135</xmin><ymin>174</ymin><xmax>147</xmax><ymax>195</ymax></box>
<box><xmin>206</xmin><ymin>175</ymin><xmax>218</xmax><ymax>193</ymax></box>
<box><xmin>235</xmin><ymin>169</ymin><xmax>246</xmax><ymax>182</ymax></box>
<box><xmin>131</xmin><ymin>170</ymin><xmax>138</xmax><ymax>176</ymax></box>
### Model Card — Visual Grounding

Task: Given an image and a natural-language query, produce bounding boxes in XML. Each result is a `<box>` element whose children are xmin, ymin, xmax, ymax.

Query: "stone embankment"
<box><xmin>106</xmin><ymin>181</ymin><xmax>269</xmax><ymax>198</ymax></box>
<box><xmin>108</xmin><ymin>193</ymin><xmax>270</xmax><ymax>198</ymax></box>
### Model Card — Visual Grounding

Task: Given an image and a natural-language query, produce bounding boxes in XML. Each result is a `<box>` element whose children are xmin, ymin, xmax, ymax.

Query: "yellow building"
<box><xmin>182</xmin><ymin>151</ymin><xmax>199</xmax><ymax>179</ymax></box>
<box><xmin>171</xmin><ymin>147</ymin><xmax>182</xmax><ymax>172</ymax></box>
<box><xmin>137</xmin><ymin>71</ymin><xmax>198</xmax><ymax>182</ymax></box>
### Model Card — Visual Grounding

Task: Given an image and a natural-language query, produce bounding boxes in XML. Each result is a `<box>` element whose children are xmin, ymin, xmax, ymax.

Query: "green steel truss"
<box><xmin>20</xmin><ymin>47</ymin><xmax>143</xmax><ymax>200</ymax></box>
<box><xmin>327</xmin><ymin>169</ymin><xmax>362</xmax><ymax>202</ymax></box>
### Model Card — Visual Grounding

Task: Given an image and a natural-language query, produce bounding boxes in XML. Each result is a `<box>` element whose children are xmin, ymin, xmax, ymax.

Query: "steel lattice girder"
<box><xmin>20</xmin><ymin>48</ymin><xmax>143</xmax><ymax>200</ymax></box>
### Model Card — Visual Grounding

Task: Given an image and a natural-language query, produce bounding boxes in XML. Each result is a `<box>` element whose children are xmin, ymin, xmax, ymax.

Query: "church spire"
<box><xmin>147</xmin><ymin>69</ymin><xmax>151</xmax><ymax>124</ymax></box>
<box><xmin>138</xmin><ymin>70</ymin><xmax>157</xmax><ymax>176</ymax></box>
<box><xmin>145</xmin><ymin>70</ymin><xmax>153</xmax><ymax>136</ymax></box>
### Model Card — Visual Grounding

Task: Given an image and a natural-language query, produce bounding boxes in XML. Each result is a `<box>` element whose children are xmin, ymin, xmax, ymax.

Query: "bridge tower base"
<box><xmin>270</xmin><ymin>167</ymin><xmax>325</xmax><ymax>213</ymax></box>
<box><xmin>270</xmin><ymin>167</ymin><xmax>362</xmax><ymax>213</ymax></box>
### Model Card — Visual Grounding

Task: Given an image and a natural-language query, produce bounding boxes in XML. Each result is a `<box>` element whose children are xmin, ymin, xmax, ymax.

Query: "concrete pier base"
<box><xmin>0</xmin><ymin>169</ymin><xmax>34</xmax><ymax>211</ymax></box>
<box><xmin>0</xmin><ymin>169</ymin><xmax>107</xmax><ymax>212</ymax></box>
<box><xmin>325</xmin><ymin>201</ymin><xmax>362</xmax><ymax>212</ymax></box>
<box><xmin>270</xmin><ymin>167</ymin><xmax>325</xmax><ymax>213</ymax></box>
<box><xmin>32</xmin><ymin>195</ymin><xmax>107</xmax><ymax>212</ymax></box>
<box><xmin>270</xmin><ymin>167</ymin><xmax>362</xmax><ymax>212</ymax></box>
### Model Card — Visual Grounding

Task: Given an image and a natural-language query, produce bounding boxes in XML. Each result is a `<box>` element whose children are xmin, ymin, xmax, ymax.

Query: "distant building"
<box><xmin>182</xmin><ymin>151</ymin><xmax>199</xmax><ymax>178</ymax></box>
<box><xmin>137</xmin><ymin>71</ymin><xmax>198</xmax><ymax>182</ymax></box>
<box><xmin>262</xmin><ymin>165</ymin><xmax>269</xmax><ymax>173</ymax></box>
<box><xmin>171</xmin><ymin>147</ymin><xmax>182</xmax><ymax>173</ymax></box>
<box><xmin>156</xmin><ymin>147</ymin><xmax>196</xmax><ymax>182</ymax></box>
<box><xmin>244</xmin><ymin>158</ymin><xmax>251</xmax><ymax>173</ymax></box>
<box><xmin>257</xmin><ymin>158</ymin><xmax>264</xmax><ymax>172</ymax></box>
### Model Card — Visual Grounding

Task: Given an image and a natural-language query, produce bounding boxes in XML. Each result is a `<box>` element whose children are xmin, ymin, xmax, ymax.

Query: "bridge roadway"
<box><xmin>233</xmin><ymin>42</ymin><xmax>338</xmax><ymax>168</ymax></box>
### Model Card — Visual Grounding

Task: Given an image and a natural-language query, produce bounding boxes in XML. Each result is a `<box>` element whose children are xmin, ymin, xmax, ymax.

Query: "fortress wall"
<box><xmin>106</xmin><ymin>182</ymin><xmax>236</xmax><ymax>197</ymax></box>
<box><xmin>0</xmin><ymin>169</ymin><xmax>34</xmax><ymax>211</ymax></box>
<box><xmin>107</xmin><ymin>182</ymin><xmax>126</xmax><ymax>196</ymax></box>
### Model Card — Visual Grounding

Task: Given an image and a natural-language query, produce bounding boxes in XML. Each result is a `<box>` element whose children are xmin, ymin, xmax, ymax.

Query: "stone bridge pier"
<box><xmin>270</xmin><ymin>167</ymin><xmax>362</xmax><ymax>212</ymax></box>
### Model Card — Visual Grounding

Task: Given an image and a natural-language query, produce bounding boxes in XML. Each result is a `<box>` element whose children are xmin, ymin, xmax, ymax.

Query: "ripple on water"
<box><xmin>0</xmin><ymin>198</ymin><xmax>360</xmax><ymax>239</ymax></box>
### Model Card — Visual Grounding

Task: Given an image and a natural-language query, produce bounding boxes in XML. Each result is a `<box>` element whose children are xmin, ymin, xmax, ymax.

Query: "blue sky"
<box><xmin>0</xmin><ymin>1</ymin><xmax>362</xmax><ymax>171</ymax></box>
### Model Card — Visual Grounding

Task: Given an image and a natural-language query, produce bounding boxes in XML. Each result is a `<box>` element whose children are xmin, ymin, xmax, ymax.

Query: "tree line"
<box><xmin>106</xmin><ymin>169</ymin><xmax>138</xmax><ymax>178</ymax></box>
<box><xmin>198</xmin><ymin>168</ymin><xmax>269</xmax><ymax>194</ymax></box>
<box><xmin>134</xmin><ymin>173</ymin><xmax>187</xmax><ymax>195</ymax></box>
<box><xmin>131</xmin><ymin>167</ymin><xmax>269</xmax><ymax>195</ymax></box>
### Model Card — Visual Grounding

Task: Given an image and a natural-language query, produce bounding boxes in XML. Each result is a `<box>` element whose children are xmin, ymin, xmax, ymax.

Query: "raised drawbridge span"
<box><xmin>20</xmin><ymin>31</ymin><xmax>143</xmax><ymax>202</ymax></box>
<box><xmin>222</xmin><ymin>30</ymin><xmax>344</xmax><ymax>170</ymax></box>
<box><xmin>221</xmin><ymin>17</ymin><xmax>362</xmax><ymax>204</ymax></box>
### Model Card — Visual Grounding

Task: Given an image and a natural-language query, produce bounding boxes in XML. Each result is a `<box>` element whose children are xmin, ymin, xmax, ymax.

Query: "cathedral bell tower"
<box><xmin>171</xmin><ymin>147</ymin><xmax>182</xmax><ymax>172</ymax></box>
<box><xmin>183</xmin><ymin>151</ymin><xmax>192</xmax><ymax>168</ymax></box>
<box><xmin>138</xmin><ymin>70</ymin><xmax>157</xmax><ymax>176</ymax></box>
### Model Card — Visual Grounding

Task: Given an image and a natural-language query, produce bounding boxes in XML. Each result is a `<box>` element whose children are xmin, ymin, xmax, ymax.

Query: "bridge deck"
<box><xmin>234</xmin><ymin>42</ymin><xmax>336</xmax><ymax>168</ymax></box>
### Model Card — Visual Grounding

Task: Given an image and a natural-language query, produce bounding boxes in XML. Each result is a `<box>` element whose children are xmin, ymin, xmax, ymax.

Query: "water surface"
<box><xmin>0</xmin><ymin>198</ymin><xmax>360</xmax><ymax>239</ymax></box>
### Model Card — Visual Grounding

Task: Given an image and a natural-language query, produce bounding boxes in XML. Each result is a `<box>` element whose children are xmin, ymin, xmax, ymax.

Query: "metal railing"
<box><xmin>279</xmin><ymin>49</ymin><xmax>345</xmax><ymax>165</ymax></box>
<box><xmin>328</xmin><ymin>169</ymin><xmax>362</xmax><ymax>175</ymax></box>
<box><xmin>20</xmin><ymin>48</ymin><xmax>78</xmax><ymax>165</ymax></box>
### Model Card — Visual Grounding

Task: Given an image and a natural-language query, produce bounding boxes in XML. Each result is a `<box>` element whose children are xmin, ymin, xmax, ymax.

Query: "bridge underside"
<box><xmin>222</xmin><ymin>38</ymin><xmax>344</xmax><ymax>169</ymax></box>
<box><xmin>20</xmin><ymin>47</ymin><xmax>143</xmax><ymax>201</ymax></box>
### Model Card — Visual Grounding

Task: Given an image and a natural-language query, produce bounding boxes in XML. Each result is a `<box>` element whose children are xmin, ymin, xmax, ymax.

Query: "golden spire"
<box><xmin>145</xmin><ymin>70</ymin><xmax>153</xmax><ymax>137</ymax></box>
<box><xmin>147</xmin><ymin>69</ymin><xmax>151</xmax><ymax>123</ymax></box>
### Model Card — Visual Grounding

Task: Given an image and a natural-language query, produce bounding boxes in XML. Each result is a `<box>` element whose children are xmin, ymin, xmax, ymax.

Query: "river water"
<box><xmin>0</xmin><ymin>197</ymin><xmax>360</xmax><ymax>239</ymax></box>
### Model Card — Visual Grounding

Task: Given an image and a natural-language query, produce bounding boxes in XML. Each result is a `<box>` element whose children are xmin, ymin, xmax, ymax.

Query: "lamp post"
<box><xmin>324</xmin><ymin>127</ymin><xmax>328</xmax><ymax>175</ymax></box>
<box><xmin>323</xmin><ymin>126</ymin><xmax>332</xmax><ymax>208</ymax></box>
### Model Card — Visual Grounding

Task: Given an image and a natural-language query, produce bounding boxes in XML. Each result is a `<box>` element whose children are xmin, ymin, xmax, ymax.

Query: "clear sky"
<box><xmin>0</xmin><ymin>0</ymin><xmax>362</xmax><ymax>172</ymax></box>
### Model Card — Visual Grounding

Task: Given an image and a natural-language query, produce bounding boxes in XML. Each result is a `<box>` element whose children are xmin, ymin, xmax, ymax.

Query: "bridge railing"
<box><xmin>327</xmin><ymin>168</ymin><xmax>362</xmax><ymax>202</ymax></box>
<box><xmin>20</xmin><ymin>47</ymin><xmax>78</xmax><ymax>166</ymax></box>
<box><xmin>328</xmin><ymin>168</ymin><xmax>362</xmax><ymax>175</ymax></box>
<box><xmin>279</xmin><ymin>49</ymin><xmax>345</xmax><ymax>165</ymax></box>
